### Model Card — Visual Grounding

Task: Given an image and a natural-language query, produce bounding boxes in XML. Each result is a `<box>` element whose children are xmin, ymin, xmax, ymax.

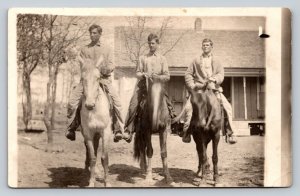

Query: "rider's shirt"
<box><xmin>202</xmin><ymin>53</ymin><xmax>213</xmax><ymax>78</ymax></box>
<box><xmin>185</xmin><ymin>53</ymin><xmax>224</xmax><ymax>91</ymax></box>
<box><xmin>79</xmin><ymin>41</ymin><xmax>114</xmax><ymax>77</ymax></box>
<box><xmin>136</xmin><ymin>51</ymin><xmax>170</xmax><ymax>82</ymax></box>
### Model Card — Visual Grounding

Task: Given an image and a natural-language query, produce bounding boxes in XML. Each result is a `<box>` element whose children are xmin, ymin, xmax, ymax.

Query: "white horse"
<box><xmin>80</xmin><ymin>61</ymin><xmax>112</xmax><ymax>187</ymax></box>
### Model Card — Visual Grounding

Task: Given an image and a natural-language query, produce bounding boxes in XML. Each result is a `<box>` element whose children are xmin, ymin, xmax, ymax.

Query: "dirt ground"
<box><xmin>17</xmin><ymin>129</ymin><xmax>264</xmax><ymax>188</ymax></box>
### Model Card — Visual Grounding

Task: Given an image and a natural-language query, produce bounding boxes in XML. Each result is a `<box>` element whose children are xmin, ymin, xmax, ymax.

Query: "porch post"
<box><xmin>231</xmin><ymin>77</ymin><xmax>235</xmax><ymax>118</ymax></box>
<box><xmin>243</xmin><ymin>77</ymin><xmax>247</xmax><ymax>120</ymax></box>
<box><xmin>257</xmin><ymin>77</ymin><xmax>260</xmax><ymax>110</ymax></box>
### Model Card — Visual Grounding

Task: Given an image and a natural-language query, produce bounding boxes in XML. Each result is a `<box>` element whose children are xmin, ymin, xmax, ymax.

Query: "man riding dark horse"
<box><xmin>190</xmin><ymin>84</ymin><xmax>223</xmax><ymax>185</ymax></box>
<box><xmin>173</xmin><ymin>38</ymin><xmax>237</xmax><ymax>144</ymax></box>
<box><xmin>126</xmin><ymin>33</ymin><xmax>174</xmax><ymax>184</ymax></box>
<box><xmin>123</xmin><ymin>33</ymin><xmax>176</xmax><ymax>143</ymax></box>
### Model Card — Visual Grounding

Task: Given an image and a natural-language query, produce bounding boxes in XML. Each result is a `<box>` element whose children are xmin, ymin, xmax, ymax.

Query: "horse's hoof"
<box><xmin>145</xmin><ymin>175</ymin><xmax>154</xmax><ymax>184</ymax></box>
<box><xmin>88</xmin><ymin>182</ymin><xmax>95</xmax><ymax>187</ymax></box>
<box><xmin>213</xmin><ymin>175</ymin><xmax>222</xmax><ymax>186</ymax></box>
<box><xmin>169</xmin><ymin>182</ymin><xmax>177</xmax><ymax>187</ymax></box>
<box><xmin>165</xmin><ymin>176</ymin><xmax>174</xmax><ymax>185</ymax></box>
<box><xmin>198</xmin><ymin>179</ymin><xmax>207</xmax><ymax>187</ymax></box>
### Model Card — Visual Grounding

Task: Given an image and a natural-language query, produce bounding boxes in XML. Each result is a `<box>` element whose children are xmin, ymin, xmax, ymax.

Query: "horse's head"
<box><xmin>191</xmin><ymin>89</ymin><xmax>212</xmax><ymax>128</ymax></box>
<box><xmin>146</xmin><ymin>78</ymin><xmax>167</xmax><ymax>131</ymax></box>
<box><xmin>82</xmin><ymin>65</ymin><xmax>100</xmax><ymax>110</ymax></box>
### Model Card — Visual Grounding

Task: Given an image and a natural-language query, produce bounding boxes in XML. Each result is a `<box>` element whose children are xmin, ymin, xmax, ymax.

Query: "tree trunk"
<box><xmin>44</xmin><ymin>68</ymin><xmax>54</xmax><ymax>144</ymax></box>
<box><xmin>44</xmin><ymin>64</ymin><xmax>60</xmax><ymax>145</ymax></box>
<box><xmin>22</xmin><ymin>70</ymin><xmax>32</xmax><ymax>130</ymax></box>
<box><xmin>50</xmin><ymin>72</ymin><xmax>58</xmax><ymax>130</ymax></box>
<box><xmin>44</xmin><ymin>81</ymin><xmax>53</xmax><ymax>144</ymax></box>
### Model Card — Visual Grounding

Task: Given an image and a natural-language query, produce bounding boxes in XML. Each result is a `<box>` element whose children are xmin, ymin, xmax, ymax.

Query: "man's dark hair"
<box><xmin>89</xmin><ymin>24</ymin><xmax>102</xmax><ymax>34</ymax></box>
<box><xmin>202</xmin><ymin>38</ymin><xmax>213</xmax><ymax>46</ymax></box>
<box><xmin>148</xmin><ymin>33</ymin><xmax>160</xmax><ymax>44</ymax></box>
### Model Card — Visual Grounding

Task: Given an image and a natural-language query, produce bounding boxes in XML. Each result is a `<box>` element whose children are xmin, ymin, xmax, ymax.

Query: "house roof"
<box><xmin>114</xmin><ymin>26</ymin><xmax>265</xmax><ymax>69</ymax></box>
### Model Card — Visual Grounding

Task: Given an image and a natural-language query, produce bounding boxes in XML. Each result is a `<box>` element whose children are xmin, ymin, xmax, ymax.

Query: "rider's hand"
<box><xmin>194</xmin><ymin>83</ymin><xmax>203</xmax><ymax>90</ymax></box>
<box><xmin>100</xmin><ymin>66</ymin><xmax>112</xmax><ymax>76</ymax></box>
<box><xmin>143</xmin><ymin>73</ymin><xmax>150</xmax><ymax>78</ymax></box>
<box><xmin>208</xmin><ymin>77</ymin><xmax>216</xmax><ymax>83</ymax></box>
<box><xmin>151</xmin><ymin>73</ymin><xmax>160</xmax><ymax>81</ymax></box>
<box><xmin>207</xmin><ymin>81</ymin><xmax>216</xmax><ymax>90</ymax></box>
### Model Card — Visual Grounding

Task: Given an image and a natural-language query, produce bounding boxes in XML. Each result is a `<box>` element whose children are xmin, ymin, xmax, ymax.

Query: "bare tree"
<box><xmin>17</xmin><ymin>14</ymin><xmax>46</xmax><ymax>130</ymax></box>
<box><xmin>121</xmin><ymin>16</ymin><xmax>187</xmax><ymax>66</ymax></box>
<box><xmin>42</xmin><ymin>15</ymin><xmax>88</xmax><ymax>148</ymax></box>
<box><xmin>65</xmin><ymin>58</ymin><xmax>80</xmax><ymax>101</ymax></box>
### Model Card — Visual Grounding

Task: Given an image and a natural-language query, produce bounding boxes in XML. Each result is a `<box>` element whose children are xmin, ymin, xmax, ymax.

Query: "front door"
<box><xmin>167</xmin><ymin>76</ymin><xmax>186</xmax><ymax>115</ymax></box>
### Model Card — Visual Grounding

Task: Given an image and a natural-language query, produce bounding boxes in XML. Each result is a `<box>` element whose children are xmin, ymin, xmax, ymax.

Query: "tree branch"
<box><xmin>163</xmin><ymin>30</ymin><xmax>188</xmax><ymax>56</ymax></box>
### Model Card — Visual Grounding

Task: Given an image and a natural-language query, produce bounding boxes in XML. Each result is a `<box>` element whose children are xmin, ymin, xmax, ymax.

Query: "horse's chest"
<box><xmin>82</xmin><ymin>110</ymin><xmax>109</xmax><ymax>130</ymax></box>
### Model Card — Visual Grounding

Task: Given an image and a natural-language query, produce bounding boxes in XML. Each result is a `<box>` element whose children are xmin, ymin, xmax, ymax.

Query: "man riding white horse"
<box><xmin>65</xmin><ymin>24</ymin><xmax>130</xmax><ymax>142</ymax></box>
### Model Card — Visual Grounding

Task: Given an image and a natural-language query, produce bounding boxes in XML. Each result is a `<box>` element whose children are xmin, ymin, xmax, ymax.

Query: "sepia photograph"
<box><xmin>8</xmin><ymin>8</ymin><xmax>291</xmax><ymax>188</ymax></box>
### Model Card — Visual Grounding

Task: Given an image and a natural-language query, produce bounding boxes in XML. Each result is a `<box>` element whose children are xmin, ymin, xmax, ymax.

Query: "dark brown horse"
<box><xmin>133</xmin><ymin>78</ymin><xmax>173</xmax><ymax>185</ymax></box>
<box><xmin>190</xmin><ymin>86</ymin><xmax>223</xmax><ymax>186</ymax></box>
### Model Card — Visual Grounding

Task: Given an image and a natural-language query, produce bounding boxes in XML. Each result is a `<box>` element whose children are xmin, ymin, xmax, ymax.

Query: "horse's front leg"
<box><xmin>101</xmin><ymin>128</ymin><xmax>111</xmax><ymax>187</ymax></box>
<box><xmin>159</xmin><ymin>130</ymin><xmax>173</xmax><ymax>184</ymax></box>
<box><xmin>85</xmin><ymin>139</ymin><xmax>97</xmax><ymax>187</ymax></box>
<box><xmin>199</xmin><ymin>135</ymin><xmax>210</xmax><ymax>186</ymax></box>
<box><xmin>145</xmin><ymin>131</ymin><xmax>153</xmax><ymax>183</ymax></box>
<box><xmin>193</xmin><ymin>132</ymin><xmax>203</xmax><ymax>177</ymax></box>
<box><xmin>84</xmin><ymin>141</ymin><xmax>90</xmax><ymax>170</ymax></box>
<box><xmin>212</xmin><ymin>132</ymin><xmax>220</xmax><ymax>185</ymax></box>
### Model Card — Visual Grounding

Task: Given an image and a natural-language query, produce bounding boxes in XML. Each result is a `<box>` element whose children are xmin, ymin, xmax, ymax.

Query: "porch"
<box><xmin>168</xmin><ymin>67</ymin><xmax>266</xmax><ymax>136</ymax></box>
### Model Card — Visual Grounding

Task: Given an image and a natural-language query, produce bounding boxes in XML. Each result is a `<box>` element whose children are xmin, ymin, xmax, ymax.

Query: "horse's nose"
<box><xmin>85</xmin><ymin>103</ymin><xmax>95</xmax><ymax>110</ymax></box>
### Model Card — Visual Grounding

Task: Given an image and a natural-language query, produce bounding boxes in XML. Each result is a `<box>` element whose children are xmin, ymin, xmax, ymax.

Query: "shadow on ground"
<box><xmin>109</xmin><ymin>164</ymin><xmax>144</xmax><ymax>184</ymax></box>
<box><xmin>47</xmin><ymin>167</ymin><xmax>90</xmax><ymax>188</ymax></box>
<box><xmin>109</xmin><ymin>164</ymin><xmax>197</xmax><ymax>187</ymax></box>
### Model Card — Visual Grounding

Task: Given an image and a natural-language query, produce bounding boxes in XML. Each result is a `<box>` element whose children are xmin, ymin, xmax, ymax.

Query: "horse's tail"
<box><xmin>133</xmin><ymin>103</ymin><xmax>147</xmax><ymax>161</ymax></box>
<box><xmin>133</xmin><ymin>127</ymin><xmax>146</xmax><ymax>161</ymax></box>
